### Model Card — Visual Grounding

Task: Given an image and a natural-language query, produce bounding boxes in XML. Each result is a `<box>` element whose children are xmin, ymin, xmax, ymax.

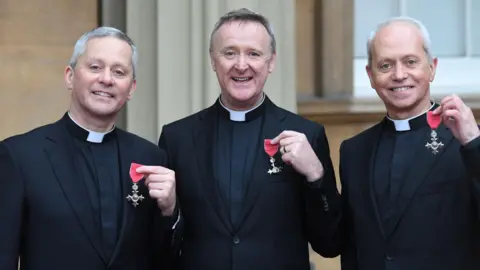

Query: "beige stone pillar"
<box><xmin>126</xmin><ymin>0</ymin><xmax>297</xmax><ymax>143</ymax></box>
<box><xmin>125</xmin><ymin>0</ymin><xmax>159</xmax><ymax>142</ymax></box>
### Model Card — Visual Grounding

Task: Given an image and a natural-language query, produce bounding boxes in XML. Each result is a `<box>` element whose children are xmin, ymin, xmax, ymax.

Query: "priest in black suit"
<box><xmin>334</xmin><ymin>17</ymin><xmax>480</xmax><ymax>270</ymax></box>
<box><xmin>0</xmin><ymin>27</ymin><xmax>180</xmax><ymax>270</ymax></box>
<box><xmin>157</xmin><ymin>8</ymin><xmax>341</xmax><ymax>270</ymax></box>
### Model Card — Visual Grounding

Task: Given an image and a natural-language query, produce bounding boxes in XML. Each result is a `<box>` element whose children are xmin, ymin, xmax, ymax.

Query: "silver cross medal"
<box><xmin>126</xmin><ymin>182</ymin><xmax>144</xmax><ymax>207</ymax></box>
<box><xmin>268</xmin><ymin>156</ymin><xmax>282</xmax><ymax>174</ymax></box>
<box><xmin>425</xmin><ymin>111</ymin><xmax>444</xmax><ymax>155</ymax></box>
<box><xmin>425</xmin><ymin>129</ymin><xmax>444</xmax><ymax>155</ymax></box>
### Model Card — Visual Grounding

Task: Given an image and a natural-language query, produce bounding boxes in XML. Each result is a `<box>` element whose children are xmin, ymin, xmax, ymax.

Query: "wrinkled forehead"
<box><xmin>81</xmin><ymin>37</ymin><xmax>133</xmax><ymax>66</ymax></box>
<box><xmin>372</xmin><ymin>22</ymin><xmax>426</xmax><ymax>60</ymax></box>
<box><xmin>213</xmin><ymin>20</ymin><xmax>271</xmax><ymax>51</ymax></box>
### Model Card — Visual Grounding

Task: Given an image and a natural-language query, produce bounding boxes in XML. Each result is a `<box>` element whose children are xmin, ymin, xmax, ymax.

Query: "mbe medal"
<box><xmin>264</xmin><ymin>139</ymin><xmax>282</xmax><ymax>174</ymax></box>
<box><xmin>425</xmin><ymin>111</ymin><xmax>444</xmax><ymax>155</ymax></box>
<box><xmin>127</xmin><ymin>162</ymin><xmax>145</xmax><ymax>207</ymax></box>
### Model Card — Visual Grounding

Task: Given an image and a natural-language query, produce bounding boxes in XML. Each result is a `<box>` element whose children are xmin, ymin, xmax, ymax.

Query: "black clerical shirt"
<box><xmin>373</xmin><ymin>103</ymin><xmax>437</xmax><ymax>228</ymax></box>
<box><xmin>214</xmin><ymin>96</ymin><xmax>265</xmax><ymax>226</ymax></box>
<box><xmin>64</xmin><ymin>113</ymin><xmax>122</xmax><ymax>260</ymax></box>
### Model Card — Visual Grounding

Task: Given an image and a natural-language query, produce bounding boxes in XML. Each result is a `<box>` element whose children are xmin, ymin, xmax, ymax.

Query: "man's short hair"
<box><xmin>69</xmin><ymin>26</ymin><xmax>138</xmax><ymax>79</ymax></box>
<box><xmin>209</xmin><ymin>8</ymin><xmax>276</xmax><ymax>54</ymax></box>
<box><xmin>367</xmin><ymin>16</ymin><xmax>433</xmax><ymax>67</ymax></box>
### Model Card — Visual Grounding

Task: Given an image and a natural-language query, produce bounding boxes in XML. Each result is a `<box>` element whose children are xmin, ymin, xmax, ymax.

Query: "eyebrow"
<box><xmin>221</xmin><ymin>45</ymin><xmax>265</xmax><ymax>53</ymax></box>
<box><xmin>86</xmin><ymin>57</ymin><xmax>130</xmax><ymax>68</ymax></box>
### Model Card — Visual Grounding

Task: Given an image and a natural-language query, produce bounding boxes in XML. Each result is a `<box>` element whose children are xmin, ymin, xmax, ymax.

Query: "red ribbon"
<box><xmin>427</xmin><ymin>111</ymin><xmax>442</xmax><ymax>129</ymax></box>
<box><xmin>264</xmin><ymin>139</ymin><xmax>279</xmax><ymax>157</ymax></box>
<box><xmin>129</xmin><ymin>162</ymin><xmax>144</xmax><ymax>183</ymax></box>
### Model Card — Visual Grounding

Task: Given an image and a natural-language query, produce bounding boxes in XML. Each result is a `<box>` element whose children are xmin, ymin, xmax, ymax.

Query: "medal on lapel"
<box><xmin>425</xmin><ymin>111</ymin><xmax>444</xmax><ymax>155</ymax></box>
<box><xmin>126</xmin><ymin>162</ymin><xmax>145</xmax><ymax>207</ymax></box>
<box><xmin>264</xmin><ymin>139</ymin><xmax>282</xmax><ymax>174</ymax></box>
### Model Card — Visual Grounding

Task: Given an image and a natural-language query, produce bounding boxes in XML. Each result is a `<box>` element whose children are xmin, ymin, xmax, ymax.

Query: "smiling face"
<box><xmin>210</xmin><ymin>20</ymin><xmax>275</xmax><ymax>110</ymax></box>
<box><xmin>65</xmin><ymin>36</ymin><xmax>136</xmax><ymax>127</ymax></box>
<box><xmin>366</xmin><ymin>21</ymin><xmax>437</xmax><ymax>119</ymax></box>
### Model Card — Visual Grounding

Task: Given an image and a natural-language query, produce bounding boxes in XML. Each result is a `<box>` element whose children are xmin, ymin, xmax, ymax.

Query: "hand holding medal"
<box><xmin>432</xmin><ymin>94</ymin><xmax>480</xmax><ymax>145</ymax></box>
<box><xmin>270</xmin><ymin>130</ymin><xmax>324</xmax><ymax>182</ymax></box>
<box><xmin>133</xmin><ymin>163</ymin><xmax>177</xmax><ymax>216</ymax></box>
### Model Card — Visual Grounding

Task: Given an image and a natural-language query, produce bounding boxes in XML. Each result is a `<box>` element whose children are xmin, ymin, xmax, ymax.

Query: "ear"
<box><xmin>127</xmin><ymin>79</ymin><xmax>137</xmax><ymax>100</ymax></box>
<box><xmin>366</xmin><ymin>64</ymin><xmax>375</xmax><ymax>89</ymax></box>
<box><xmin>64</xmin><ymin>66</ymin><xmax>74</xmax><ymax>90</ymax></box>
<box><xmin>429</xmin><ymin>57</ymin><xmax>438</xmax><ymax>82</ymax></box>
<box><xmin>210</xmin><ymin>52</ymin><xmax>216</xmax><ymax>71</ymax></box>
<box><xmin>267</xmin><ymin>53</ymin><xmax>276</xmax><ymax>73</ymax></box>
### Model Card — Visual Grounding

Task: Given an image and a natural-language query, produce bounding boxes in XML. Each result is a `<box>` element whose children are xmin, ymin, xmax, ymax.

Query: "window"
<box><xmin>354</xmin><ymin>0</ymin><xmax>480</xmax><ymax>98</ymax></box>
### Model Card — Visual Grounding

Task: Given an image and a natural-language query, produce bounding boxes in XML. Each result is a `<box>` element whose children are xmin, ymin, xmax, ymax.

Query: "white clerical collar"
<box><xmin>386</xmin><ymin>102</ymin><xmax>435</xmax><ymax>131</ymax></box>
<box><xmin>219</xmin><ymin>94</ymin><xmax>266</xmax><ymax>122</ymax></box>
<box><xmin>67</xmin><ymin>111</ymin><xmax>115</xmax><ymax>143</ymax></box>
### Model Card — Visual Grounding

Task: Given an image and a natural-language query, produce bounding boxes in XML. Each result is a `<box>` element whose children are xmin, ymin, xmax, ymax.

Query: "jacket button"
<box><xmin>233</xmin><ymin>236</ymin><xmax>240</xmax><ymax>244</ymax></box>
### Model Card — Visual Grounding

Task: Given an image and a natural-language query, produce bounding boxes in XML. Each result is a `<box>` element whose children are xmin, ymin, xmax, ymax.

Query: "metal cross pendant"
<box><xmin>425</xmin><ymin>130</ymin><xmax>444</xmax><ymax>155</ymax></box>
<box><xmin>126</xmin><ymin>182</ymin><xmax>144</xmax><ymax>207</ymax></box>
<box><xmin>267</xmin><ymin>157</ymin><xmax>282</xmax><ymax>174</ymax></box>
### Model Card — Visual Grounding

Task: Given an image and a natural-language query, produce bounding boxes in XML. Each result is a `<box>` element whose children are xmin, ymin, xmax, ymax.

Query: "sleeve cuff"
<box><xmin>460</xmin><ymin>135</ymin><xmax>480</xmax><ymax>177</ymax></box>
<box><xmin>304</xmin><ymin>174</ymin><xmax>341</xmax><ymax>213</ymax></box>
<box><xmin>462</xmin><ymin>135</ymin><xmax>480</xmax><ymax>150</ymax></box>
<box><xmin>305</xmin><ymin>177</ymin><xmax>324</xmax><ymax>189</ymax></box>
<box><xmin>460</xmin><ymin>135</ymin><xmax>480</xmax><ymax>161</ymax></box>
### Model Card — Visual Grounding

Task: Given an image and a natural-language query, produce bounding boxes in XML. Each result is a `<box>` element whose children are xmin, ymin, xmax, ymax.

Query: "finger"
<box><xmin>144</xmin><ymin>174</ymin><xmax>174</xmax><ymax>185</ymax></box>
<box><xmin>149</xmin><ymin>189</ymin><xmax>167</xmax><ymax>200</ymax></box>
<box><xmin>283</xmin><ymin>143</ymin><xmax>295</xmax><ymax>154</ymax></box>
<box><xmin>440</xmin><ymin>95</ymin><xmax>455</xmax><ymax>106</ymax></box>
<box><xmin>280</xmin><ymin>145</ymin><xmax>290</xmax><ymax>155</ymax></box>
<box><xmin>279</xmin><ymin>136</ymin><xmax>300</xmax><ymax>147</ymax></box>
<box><xmin>136</xmin><ymin>165</ymin><xmax>172</xmax><ymax>175</ymax></box>
<box><xmin>271</xmin><ymin>130</ymin><xmax>301</xmax><ymax>144</ymax></box>
<box><xmin>432</xmin><ymin>105</ymin><xmax>442</xmax><ymax>115</ymax></box>
<box><xmin>281</xmin><ymin>152</ymin><xmax>293</xmax><ymax>165</ymax></box>
<box><xmin>451</xmin><ymin>95</ymin><xmax>468</xmax><ymax>112</ymax></box>
<box><xmin>441</xmin><ymin>109</ymin><xmax>461</xmax><ymax>122</ymax></box>
<box><xmin>441</xmin><ymin>99</ymin><xmax>460</xmax><ymax>113</ymax></box>
<box><xmin>443</xmin><ymin>95</ymin><xmax>466</xmax><ymax>111</ymax></box>
<box><xmin>149</xmin><ymin>188</ymin><xmax>171</xmax><ymax>198</ymax></box>
<box><xmin>146</xmin><ymin>182</ymin><xmax>172</xmax><ymax>191</ymax></box>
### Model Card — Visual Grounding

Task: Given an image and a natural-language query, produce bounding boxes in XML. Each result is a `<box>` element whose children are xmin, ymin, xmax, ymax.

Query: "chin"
<box><xmin>386</xmin><ymin>98</ymin><xmax>420</xmax><ymax>112</ymax></box>
<box><xmin>86</xmin><ymin>105</ymin><xmax>118</xmax><ymax>118</ymax></box>
<box><xmin>228</xmin><ymin>90</ymin><xmax>257</xmax><ymax>102</ymax></box>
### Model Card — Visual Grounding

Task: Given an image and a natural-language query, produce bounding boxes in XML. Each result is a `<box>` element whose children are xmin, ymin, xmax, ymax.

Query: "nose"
<box><xmin>392</xmin><ymin>64</ymin><xmax>408</xmax><ymax>81</ymax></box>
<box><xmin>234</xmin><ymin>54</ymin><xmax>248</xmax><ymax>71</ymax></box>
<box><xmin>99</xmin><ymin>70</ymin><xmax>114</xmax><ymax>85</ymax></box>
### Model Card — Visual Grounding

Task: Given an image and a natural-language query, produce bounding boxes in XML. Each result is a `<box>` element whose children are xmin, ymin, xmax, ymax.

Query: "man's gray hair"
<box><xmin>209</xmin><ymin>8</ymin><xmax>276</xmax><ymax>54</ymax></box>
<box><xmin>69</xmin><ymin>26</ymin><xmax>138</xmax><ymax>79</ymax></box>
<box><xmin>367</xmin><ymin>16</ymin><xmax>433</xmax><ymax>67</ymax></box>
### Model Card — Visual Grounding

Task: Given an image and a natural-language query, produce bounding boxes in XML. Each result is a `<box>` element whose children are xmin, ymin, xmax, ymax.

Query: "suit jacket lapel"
<box><xmin>43</xmin><ymin>121</ymin><xmax>107</xmax><ymax>264</ymax></box>
<box><xmin>384</xmin><ymin>124</ymin><xmax>454</xmax><ymax>237</ymax></box>
<box><xmin>193</xmin><ymin>106</ymin><xmax>233</xmax><ymax>232</ymax></box>
<box><xmin>108</xmin><ymin>129</ymin><xmax>136</xmax><ymax>266</ymax></box>
<box><xmin>234</xmin><ymin>100</ymin><xmax>284</xmax><ymax>231</ymax></box>
<box><xmin>364</xmin><ymin>123</ymin><xmax>387</xmax><ymax>239</ymax></box>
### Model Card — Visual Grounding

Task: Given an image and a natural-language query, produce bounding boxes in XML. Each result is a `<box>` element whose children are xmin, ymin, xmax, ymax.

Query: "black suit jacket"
<box><xmin>0</xmin><ymin>116</ymin><xmax>179</xmax><ymax>270</ymax></box>
<box><xmin>158</xmin><ymin>97</ymin><xmax>341</xmax><ymax>270</ymax></box>
<box><xmin>337</xmin><ymin>121</ymin><xmax>480</xmax><ymax>270</ymax></box>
